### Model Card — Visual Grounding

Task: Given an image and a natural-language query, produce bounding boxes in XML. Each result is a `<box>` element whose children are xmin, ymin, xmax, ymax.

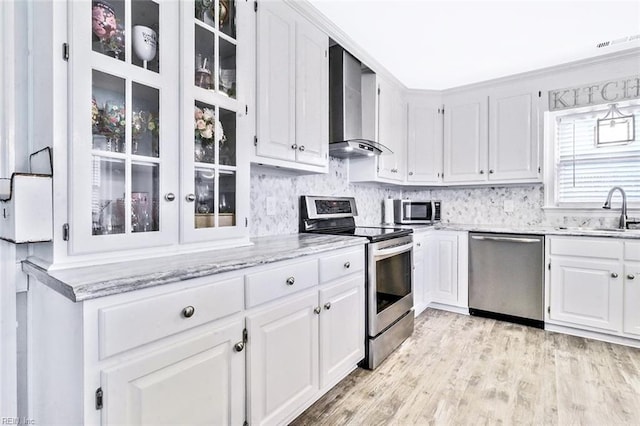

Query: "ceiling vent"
<box><xmin>596</xmin><ymin>34</ymin><xmax>640</xmax><ymax>48</ymax></box>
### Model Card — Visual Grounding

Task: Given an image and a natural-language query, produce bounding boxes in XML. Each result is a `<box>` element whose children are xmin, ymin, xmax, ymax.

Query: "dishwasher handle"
<box><xmin>471</xmin><ymin>235</ymin><xmax>541</xmax><ymax>243</ymax></box>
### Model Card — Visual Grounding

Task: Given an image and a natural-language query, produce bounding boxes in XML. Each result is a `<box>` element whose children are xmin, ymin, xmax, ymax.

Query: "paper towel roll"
<box><xmin>383</xmin><ymin>198</ymin><xmax>395</xmax><ymax>224</ymax></box>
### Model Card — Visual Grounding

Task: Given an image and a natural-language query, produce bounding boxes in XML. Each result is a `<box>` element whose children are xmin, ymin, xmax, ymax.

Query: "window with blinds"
<box><xmin>555</xmin><ymin>104</ymin><xmax>640</xmax><ymax>205</ymax></box>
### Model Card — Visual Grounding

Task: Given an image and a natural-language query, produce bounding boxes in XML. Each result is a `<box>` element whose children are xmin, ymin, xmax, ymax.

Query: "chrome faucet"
<box><xmin>603</xmin><ymin>186</ymin><xmax>627</xmax><ymax>229</ymax></box>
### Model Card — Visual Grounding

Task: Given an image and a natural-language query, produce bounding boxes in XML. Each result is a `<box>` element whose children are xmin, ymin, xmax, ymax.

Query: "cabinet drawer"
<box><xmin>99</xmin><ymin>276</ymin><xmax>243</xmax><ymax>359</ymax></box>
<box><xmin>625</xmin><ymin>241</ymin><xmax>640</xmax><ymax>261</ymax></box>
<box><xmin>245</xmin><ymin>259</ymin><xmax>319</xmax><ymax>308</ymax></box>
<box><xmin>549</xmin><ymin>237</ymin><xmax>621</xmax><ymax>259</ymax></box>
<box><xmin>319</xmin><ymin>248</ymin><xmax>364</xmax><ymax>283</ymax></box>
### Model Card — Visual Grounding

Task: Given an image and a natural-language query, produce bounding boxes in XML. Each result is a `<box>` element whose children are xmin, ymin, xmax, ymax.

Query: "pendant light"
<box><xmin>596</xmin><ymin>103</ymin><xmax>635</xmax><ymax>146</ymax></box>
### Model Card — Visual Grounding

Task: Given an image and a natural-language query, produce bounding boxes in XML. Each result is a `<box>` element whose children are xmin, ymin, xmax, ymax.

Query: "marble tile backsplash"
<box><xmin>250</xmin><ymin>159</ymin><xmax>622</xmax><ymax>237</ymax></box>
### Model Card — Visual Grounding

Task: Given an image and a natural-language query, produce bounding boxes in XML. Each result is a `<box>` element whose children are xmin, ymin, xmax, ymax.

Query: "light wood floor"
<box><xmin>291</xmin><ymin>309</ymin><xmax>640</xmax><ymax>425</ymax></box>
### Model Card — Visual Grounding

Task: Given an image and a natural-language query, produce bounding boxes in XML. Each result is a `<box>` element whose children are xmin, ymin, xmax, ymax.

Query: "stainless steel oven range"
<box><xmin>299</xmin><ymin>195</ymin><xmax>414</xmax><ymax>369</ymax></box>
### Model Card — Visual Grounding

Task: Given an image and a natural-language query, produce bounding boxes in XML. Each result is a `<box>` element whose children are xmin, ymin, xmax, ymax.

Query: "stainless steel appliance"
<box><xmin>299</xmin><ymin>195</ymin><xmax>414</xmax><ymax>369</ymax></box>
<box><xmin>393</xmin><ymin>199</ymin><xmax>441</xmax><ymax>224</ymax></box>
<box><xmin>328</xmin><ymin>46</ymin><xmax>392</xmax><ymax>159</ymax></box>
<box><xmin>468</xmin><ymin>232</ymin><xmax>544</xmax><ymax>328</ymax></box>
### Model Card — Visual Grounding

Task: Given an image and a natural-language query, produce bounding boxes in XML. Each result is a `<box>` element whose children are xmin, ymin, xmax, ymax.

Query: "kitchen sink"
<box><xmin>555</xmin><ymin>226</ymin><xmax>640</xmax><ymax>234</ymax></box>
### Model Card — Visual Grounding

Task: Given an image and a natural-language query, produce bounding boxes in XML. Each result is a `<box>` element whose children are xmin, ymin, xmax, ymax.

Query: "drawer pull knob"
<box><xmin>286</xmin><ymin>276</ymin><xmax>295</xmax><ymax>286</ymax></box>
<box><xmin>182</xmin><ymin>306</ymin><xmax>195</xmax><ymax>318</ymax></box>
<box><xmin>479</xmin><ymin>170</ymin><xmax>485</xmax><ymax>175</ymax></box>
<box><xmin>344</xmin><ymin>261</ymin><xmax>351</xmax><ymax>269</ymax></box>
<box><xmin>291</xmin><ymin>144</ymin><xmax>298</xmax><ymax>150</ymax></box>
<box><xmin>164</xmin><ymin>193</ymin><xmax>176</xmax><ymax>202</ymax></box>
<box><xmin>314</xmin><ymin>306</ymin><xmax>321</xmax><ymax>315</ymax></box>
<box><xmin>185</xmin><ymin>193</ymin><xmax>196</xmax><ymax>202</ymax></box>
<box><xmin>234</xmin><ymin>342</ymin><xmax>245</xmax><ymax>352</ymax></box>
<box><xmin>611</xmin><ymin>272</ymin><xmax>619</xmax><ymax>278</ymax></box>
<box><xmin>416</xmin><ymin>242</ymin><xmax>421</xmax><ymax>247</ymax></box>
<box><xmin>324</xmin><ymin>302</ymin><xmax>331</xmax><ymax>310</ymax></box>
<box><xmin>298</xmin><ymin>145</ymin><xmax>306</xmax><ymax>152</ymax></box>
<box><xmin>628</xmin><ymin>274</ymin><xmax>636</xmax><ymax>280</ymax></box>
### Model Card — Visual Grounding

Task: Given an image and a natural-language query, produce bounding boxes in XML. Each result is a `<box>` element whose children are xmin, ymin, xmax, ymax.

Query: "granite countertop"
<box><xmin>391</xmin><ymin>223</ymin><xmax>640</xmax><ymax>239</ymax></box>
<box><xmin>22</xmin><ymin>233</ymin><xmax>368</xmax><ymax>302</ymax></box>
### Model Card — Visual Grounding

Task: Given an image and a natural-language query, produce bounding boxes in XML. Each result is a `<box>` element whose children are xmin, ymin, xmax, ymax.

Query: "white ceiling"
<box><xmin>308</xmin><ymin>0</ymin><xmax>640</xmax><ymax>90</ymax></box>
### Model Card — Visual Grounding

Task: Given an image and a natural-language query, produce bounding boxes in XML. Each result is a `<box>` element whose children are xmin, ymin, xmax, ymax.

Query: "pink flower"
<box><xmin>196</xmin><ymin>119</ymin><xmax>206</xmax><ymax>130</ymax></box>
<box><xmin>194</xmin><ymin>107</ymin><xmax>204</xmax><ymax>120</ymax></box>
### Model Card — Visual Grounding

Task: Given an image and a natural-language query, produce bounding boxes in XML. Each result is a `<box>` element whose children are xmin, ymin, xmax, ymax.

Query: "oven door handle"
<box><xmin>372</xmin><ymin>242</ymin><xmax>413</xmax><ymax>260</ymax></box>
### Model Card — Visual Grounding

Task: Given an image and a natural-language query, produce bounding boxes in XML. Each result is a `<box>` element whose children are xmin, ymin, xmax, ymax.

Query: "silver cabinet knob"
<box><xmin>314</xmin><ymin>306</ymin><xmax>321</xmax><ymax>315</ymax></box>
<box><xmin>479</xmin><ymin>170</ymin><xmax>485</xmax><ymax>174</ymax></box>
<box><xmin>182</xmin><ymin>306</ymin><xmax>195</xmax><ymax>318</ymax></box>
<box><xmin>324</xmin><ymin>302</ymin><xmax>331</xmax><ymax>310</ymax></box>
<box><xmin>489</xmin><ymin>169</ymin><xmax>494</xmax><ymax>174</ymax></box>
<box><xmin>298</xmin><ymin>145</ymin><xmax>305</xmax><ymax>152</ymax></box>
<box><xmin>611</xmin><ymin>272</ymin><xmax>619</xmax><ymax>278</ymax></box>
<box><xmin>291</xmin><ymin>144</ymin><xmax>298</xmax><ymax>150</ymax></box>
<box><xmin>186</xmin><ymin>193</ymin><xmax>196</xmax><ymax>202</ymax></box>
<box><xmin>628</xmin><ymin>274</ymin><xmax>636</xmax><ymax>280</ymax></box>
<box><xmin>408</xmin><ymin>171</ymin><xmax>414</xmax><ymax>176</ymax></box>
<box><xmin>344</xmin><ymin>261</ymin><xmax>351</xmax><ymax>269</ymax></box>
<box><xmin>234</xmin><ymin>342</ymin><xmax>245</xmax><ymax>352</ymax></box>
<box><xmin>286</xmin><ymin>276</ymin><xmax>295</xmax><ymax>286</ymax></box>
<box><xmin>164</xmin><ymin>193</ymin><xmax>176</xmax><ymax>202</ymax></box>
<box><xmin>416</xmin><ymin>242</ymin><xmax>421</xmax><ymax>247</ymax></box>
<box><xmin>437</xmin><ymin>172</ymin><xmax>441</xmax><ymax>178</ymax></box>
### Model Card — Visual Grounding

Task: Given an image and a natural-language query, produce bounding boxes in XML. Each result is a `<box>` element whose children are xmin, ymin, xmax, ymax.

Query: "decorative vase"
<box><xmin>132</xmin><ymin>25</ymin><xmax>157</xmax><ymax>69</ymax></box>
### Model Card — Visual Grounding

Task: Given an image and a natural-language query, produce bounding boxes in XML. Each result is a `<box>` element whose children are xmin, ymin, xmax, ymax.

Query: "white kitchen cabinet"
<box><xmin>412</xmin><ymin>231</ymin><xmax>429</xmax><ymax>315</ymax></box>
<box><xmin>549</xmin><ymin>258</ymin><xmax>622</xmax><ymax>332</ymax></box>
<box><xmin>39</xmin><ymin>0</ymin><xmax>253</xmax><ymax>266</ymax></box>
<box><xmin>546</xmin><ymin>236</ymin><xmax>640</xmax><ymax>345</ymax></box>
<box><xmin>443</xmin><ymin>87</ymin><xmax>541</xmax><ymax>185</ymax></box>
<box><xmin>101</xmin><ymin>319</ymin><xmax>244</xmax><ymax>425</ymax></box>
<box><xmin>443</xmin><ymin>93</ymin><xmax>488</xmax><ymax>183</ymax></box>
<box><xmin>428</xmin><ymin>231</ymin><xmax>469</xmax><ymax>312</ymax></box>
<box><xmin>255</xmin><ymin>0</ymin><xmax>328</xmax><ymax>173</ymax></box>
<box><xmin>246</xmin><ymin>246</ymin><xmax>364</xmax><ymax>425</ymax></box>
<box><xmin>623</xmin><ymin>241</ymin><xmax>640</xmax><ymax>336</ymax></box>
<box><xmin>377</xmin><ymin>77</ymin><xmax>406</xmax><ymax>182</ymax></box>
<box><xmin>406</xmin><ymin>98</ymin><xmax>443</xmax><ymax>184</ymax></box>
<box><xmin>318</xmin><ymin>275</ymin><xmax>365</xmax><ymax>388</ymax></box>
<box><xmin>28</xmin><ymin>272</ymin><xmax>247</xmax><ymax>425</ymax></box>
<box><xmin>246</xmin><ymin>290</ymin><xmax>320</xmax><ymax>426</ymax></box>
<box><xmin>488</xmin><ymin>88</ymin><xmax>540</xmax><ymax>181</ymax></box>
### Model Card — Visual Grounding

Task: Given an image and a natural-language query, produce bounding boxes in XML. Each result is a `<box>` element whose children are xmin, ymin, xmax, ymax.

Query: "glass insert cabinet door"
<box><xmin>70</xmin><ymin>0</ymin><xmax>180</xmax><ymax>254</ymax></box>
<box><xmin>181</xmin><ymin>0</ymin><xmax>250</xmax><ymax>243</ymax></box>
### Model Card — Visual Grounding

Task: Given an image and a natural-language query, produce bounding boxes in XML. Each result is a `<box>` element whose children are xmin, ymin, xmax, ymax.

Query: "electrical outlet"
<box><xmin>503</xmin><ymin>200</ymin><xmax>514</xmax><ymax>213</ymax></box>
<box><xmin>266</xmin><ymin>197</ymin><xmax>277</xmax><ymax>216</ymax></box>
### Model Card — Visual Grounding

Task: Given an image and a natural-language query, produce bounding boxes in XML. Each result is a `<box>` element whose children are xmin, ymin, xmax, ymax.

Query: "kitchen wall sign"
<box><xmin>549</xmin><ymin>75</ymin><xmax>640</xmax><ymax>111</ymax></box>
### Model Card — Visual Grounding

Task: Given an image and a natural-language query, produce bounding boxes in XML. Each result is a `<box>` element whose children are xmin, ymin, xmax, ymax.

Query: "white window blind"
<box><xmin>555</xmin><ymin>104</ymin><xmax>640</xmax><ymax>205</ymax></box>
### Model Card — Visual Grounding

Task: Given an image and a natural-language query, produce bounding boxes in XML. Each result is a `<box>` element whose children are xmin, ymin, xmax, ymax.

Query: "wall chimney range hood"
<box><xmin>329</xmin><ymin>46</ymin><xmax>392</xmax><ymax>159</ymax></box>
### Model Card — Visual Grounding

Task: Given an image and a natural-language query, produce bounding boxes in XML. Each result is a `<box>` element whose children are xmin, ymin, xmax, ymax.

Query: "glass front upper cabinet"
<box><xmin>71</xmin><ymin>0</ymin><xmax>179</xmax><ymax>254</ymax></box>
<box><xmin>182</xmin><ymin>0</ymin><xmax>249</xmax><ymax>244</ymax></box>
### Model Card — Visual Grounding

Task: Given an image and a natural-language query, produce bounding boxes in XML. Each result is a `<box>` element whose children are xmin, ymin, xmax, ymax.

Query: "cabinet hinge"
<box><xmin>245</xmin><ymin>217</ymin><xmax>248</xmax><ymax>227</ymax></box>
<box><xmin>62</xmin><ymin>223</ymin><xmax>70</xmax><ymax>241</ymax></box>
<box><xmin>548</xmin><ymin>262</ymin><xmax>551</xmax><ymax>270</ymax></box>
<box><xmin>62</xmin><ymin>43</ymin><xmax>69</xmax><ymax>61</ymax></box>
<box><xmin>377</xmin><ymin>87</ymin><xmax>381</xmax><ymax>95</ymax></box>
<box><xmin>254</xmin><ymin>0</ymin><xmax>257</xmax><ymax>12</ymax></box>
<box><xmin>95</xmin><ymin>387</ymin><xmax>103</xmax><ymax>410</ymax></box>
<box><xmin>538</xmin><ymin>166</ymin><xmax>541</xmax><ymax>173</ymax></box>
<box><xmin>245</xmin><ymin>104</ymin><xmax>248</xmax><ymax>115</ymax></box>
<box><xmin>538</xmin><ymin>90</ymin><xmax>542</xmax><ymax>98</ymax></box>
<box><xmin>254</xmin><ymin>136</ymin><xmax>257</xmax><ymax>147</ymax></box>
<box><xmin>242</xmin><ymin>328</ymin><xmax>248</xmax><ymax>344</ymax></box>
<box><xmin>325</xmin><ymin>50</ymin><xmax>327</xmax><ymax>58</ymax></box>
<box><xmin>547</xmin><ymin>306</ymin><xmax>551</xmax><ymax>314</ymax></box>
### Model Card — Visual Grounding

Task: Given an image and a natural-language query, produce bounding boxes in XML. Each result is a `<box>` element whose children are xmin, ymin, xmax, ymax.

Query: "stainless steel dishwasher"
<box><xmin>468</xmin><ymin>232</ymin><xmax>544</xmax><ymax>328</ymax></box>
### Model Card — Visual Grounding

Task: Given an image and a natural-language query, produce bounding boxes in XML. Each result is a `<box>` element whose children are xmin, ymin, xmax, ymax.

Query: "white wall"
<box><xmin>0</xmin><ymin>0</ymin><xmax>18</xmax><ymax>417</ymax></box>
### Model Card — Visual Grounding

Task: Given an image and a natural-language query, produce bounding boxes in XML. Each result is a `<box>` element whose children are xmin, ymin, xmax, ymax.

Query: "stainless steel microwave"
<box><xmin>393</xmin><ymin>200</ymin><xmax>441</xmax><ymax>224</ymax></box>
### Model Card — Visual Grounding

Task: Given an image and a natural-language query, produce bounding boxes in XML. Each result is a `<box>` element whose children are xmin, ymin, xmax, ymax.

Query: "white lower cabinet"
<box><xmin>101</xmin><ymin>319</ymin><xmax>245</xmax><ymax>425</ymax></box>
<box><xmin>246</xmin><ymin>249</ymin><xmax>365</xmax><ymax>426</ymax></box>
<box><xmin>412</xmin><ymin>231</ymin><xmax>429</xmax><ymax>316</ymax></box>
<box><xmin>27</xmin><ymin>245</ymin><xmax>365</xmax><ymax>425</ymax></box>
<box><xmin>546</xmin><ymin>237</ymin><xmax>640</xmax><ymax>344</ymax></box>
<box><xmin>428</xmin><ymin>231</ymin><xmax>468</xmax><ymax>311</ymax></box>
<box><xmin>549</xmin><ymin>258</ymin><xmax>622</xmax><ymax>332</ymax></box>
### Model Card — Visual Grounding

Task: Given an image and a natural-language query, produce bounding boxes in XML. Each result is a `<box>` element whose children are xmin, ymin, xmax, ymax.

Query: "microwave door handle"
<box><xmin>373</xmin><ymin>242</ymin><xmax>413</xmax><ymax>260</ymax></box>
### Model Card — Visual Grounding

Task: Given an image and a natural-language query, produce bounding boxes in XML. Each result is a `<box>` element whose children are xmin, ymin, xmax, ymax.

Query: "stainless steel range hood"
<box><xmin>329</xmin><ymin>46</ymin><xmax>392</xmax><ymax>159</ymax></box>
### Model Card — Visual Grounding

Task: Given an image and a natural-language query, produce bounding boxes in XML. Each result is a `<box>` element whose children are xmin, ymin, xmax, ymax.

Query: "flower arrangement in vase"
<box><xmin>102</xmin><ymin>101</ymin><xmax>126</xmax><ymax>152</ymax></box>
<box><xmin>132</xmin><ymin>111</ymin><xmax>160</xmax><ymax>155</ymax></box>
<box><xmin>92</xmin><ymin>1</ymin><xmax>125</xmax><ymax>59</ymax></box>
<box><xmin>194</xmin><ymin>106</ymin><xmax>225</xmax><ymax>163</ymax></box>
